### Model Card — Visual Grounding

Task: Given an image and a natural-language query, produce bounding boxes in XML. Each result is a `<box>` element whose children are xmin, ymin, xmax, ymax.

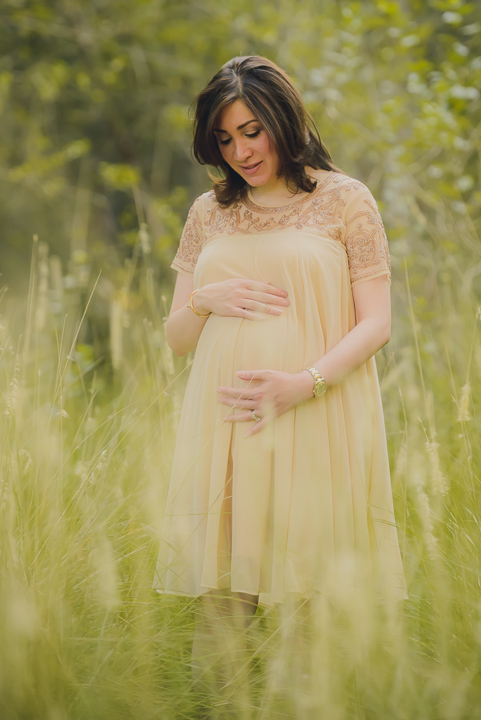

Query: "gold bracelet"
<box><xmin>187</xmin><ymin>289</ymin><xmax>211</xmax><ymax>318</ymax></box>
<box><xmin>304</xmin><ymin>366</ymin><xmax>327</xmax><ymax>398</ymax></box>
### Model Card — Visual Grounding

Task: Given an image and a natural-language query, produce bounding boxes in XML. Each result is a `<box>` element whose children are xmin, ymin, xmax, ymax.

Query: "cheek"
<box><xmin>224</xmin><ymin>147</ymin><xmax>237</xmax><ymax>168</ymax></box>
<box><xmin>216</xmin><ymin>141</ymin><xmax>230</xmax><ymax>163</ymax></box>
<box><xmin>263</xmin><ymin>136</ymin><xmax>278</xmax><ymax>166</ymax></box>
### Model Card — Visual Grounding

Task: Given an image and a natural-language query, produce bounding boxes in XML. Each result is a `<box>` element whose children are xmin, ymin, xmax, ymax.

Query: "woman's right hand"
<box><xmin>193</xmin><ymin>278</ymin><xmax>290</xmax><ymax>321</ymax></box>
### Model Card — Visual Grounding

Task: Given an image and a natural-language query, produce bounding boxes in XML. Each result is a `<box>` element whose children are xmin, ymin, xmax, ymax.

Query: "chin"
<box><xmin>247</xmin><ymin>175</ymin><xmax>269</xmax><ymax>187</ymax></box>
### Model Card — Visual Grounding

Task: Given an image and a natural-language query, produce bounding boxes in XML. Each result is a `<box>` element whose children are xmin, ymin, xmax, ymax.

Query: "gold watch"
<box><xmin>304</xmin><ymin>366</ymin><xmax>327</xmax><ymax>398</ymax></box>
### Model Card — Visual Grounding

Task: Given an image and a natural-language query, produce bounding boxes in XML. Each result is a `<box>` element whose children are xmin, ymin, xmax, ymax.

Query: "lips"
<box><xmin>240</xmin><ymin>161</ymin><xmax>262</xmax><ymax>175</ymax></box>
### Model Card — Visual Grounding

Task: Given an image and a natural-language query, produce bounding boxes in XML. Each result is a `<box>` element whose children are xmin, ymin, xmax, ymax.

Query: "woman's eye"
<box><xmin>218</xmin><ymin>130</ymin><xmax>261</xmax><ymax>146</ymax></box>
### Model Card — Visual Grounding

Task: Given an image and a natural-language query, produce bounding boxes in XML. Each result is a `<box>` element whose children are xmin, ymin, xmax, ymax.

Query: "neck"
<box><xmin>247</xmin><ymin>166</ymin><xmax>320</xmax><ymax>205</ymax></box>
<box><xmin>248</xmin><ymin>178</ymin><xmax>300</xmax><ymax>205</ymax></box>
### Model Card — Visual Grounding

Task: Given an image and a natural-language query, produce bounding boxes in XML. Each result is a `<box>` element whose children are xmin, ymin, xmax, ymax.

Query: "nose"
<box><xmin>233</xmin><ymin>138</ymin><xmax>253</xmax><ymax>163</ymax></box>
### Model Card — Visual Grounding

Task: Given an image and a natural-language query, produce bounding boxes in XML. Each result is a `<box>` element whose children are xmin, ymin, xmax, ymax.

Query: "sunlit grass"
<box><xmin>0</xmin><ymin>223</ymin><xmax>480</xmax><ymax>719</ymax></box>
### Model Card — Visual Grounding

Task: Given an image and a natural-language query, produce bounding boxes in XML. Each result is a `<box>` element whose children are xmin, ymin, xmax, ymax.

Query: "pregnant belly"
<box><xmin>195</xmin><ymin>312</ymin><xmax>303</xmax><ymax>380</ymax></box>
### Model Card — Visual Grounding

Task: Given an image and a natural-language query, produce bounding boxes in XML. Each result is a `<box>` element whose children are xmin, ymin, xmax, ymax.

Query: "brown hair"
<box><xmin>191</xmin><ymin>55</ymin><xmax>341</xmax><ymax>207</ymax></box>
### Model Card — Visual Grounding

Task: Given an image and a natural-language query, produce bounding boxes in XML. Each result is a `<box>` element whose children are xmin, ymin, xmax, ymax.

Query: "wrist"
<box><xmin>303</xmin><ymin>366</ymin><xmax>328</xmax><ymax>398</ymax></box>
<box><xmin>192</xmin><ymin>287</ymin><xmax>211</xmax><ymax>316</ymax></box>
<box><xmin>297</xmin><ymin>370</ymin><xmax>316</xmax><ymax>401</ymax></box>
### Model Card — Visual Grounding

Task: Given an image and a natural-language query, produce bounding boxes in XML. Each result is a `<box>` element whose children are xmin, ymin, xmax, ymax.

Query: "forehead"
<box><xmin>216</xmin><ymin>99</ymin><xmax>258</xmax><ymax>129</ymax></box>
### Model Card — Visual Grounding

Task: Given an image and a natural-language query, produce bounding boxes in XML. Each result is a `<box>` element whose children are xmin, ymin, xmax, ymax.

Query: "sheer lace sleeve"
<box><xmin>341</xmin><ymin>181</ymin><xmax>391</xmax><ymax>287</ymax></box>
<box><xmin>171</xmin><ymin>195</ymin><xmax>204</xmax><ymax>275</ymax></box>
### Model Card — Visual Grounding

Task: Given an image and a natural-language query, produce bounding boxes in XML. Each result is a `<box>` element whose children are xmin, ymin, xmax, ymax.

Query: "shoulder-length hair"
<box><xmin>191</xmin><ymin>55</ymin><xmax>341</xmax><ymax>207</ymax></box>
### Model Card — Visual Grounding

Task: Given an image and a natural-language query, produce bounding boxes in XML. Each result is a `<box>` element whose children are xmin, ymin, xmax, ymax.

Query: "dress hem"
<box><xmin>153</xmin><ymin>584</ymin><xmax>409</xmax><ymax>608</ymax></box>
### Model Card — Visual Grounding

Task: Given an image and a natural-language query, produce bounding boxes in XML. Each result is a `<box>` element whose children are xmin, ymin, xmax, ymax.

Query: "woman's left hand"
<box><xmin>217</xmin><ymin>369</ymin><xmax>314</xmax><ymax>437</ymax></box>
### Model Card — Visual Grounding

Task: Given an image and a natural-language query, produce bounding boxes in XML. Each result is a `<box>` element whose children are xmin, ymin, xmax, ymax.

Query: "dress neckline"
<box><xmin>243</xmin><ymin>170</ymin><xmax>334</xmax><ymax>214</ymax></box>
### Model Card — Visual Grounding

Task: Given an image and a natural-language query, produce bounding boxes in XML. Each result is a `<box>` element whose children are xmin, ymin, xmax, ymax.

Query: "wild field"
<box><xmin>0</xmin><ymin>215</ymin><xmax>480</xmax><ymax>719</ymax></box>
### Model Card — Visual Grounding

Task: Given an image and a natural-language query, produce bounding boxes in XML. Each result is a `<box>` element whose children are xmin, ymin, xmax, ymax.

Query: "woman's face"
<box><xmin>214</xmin><ymin>99</ymin><xmax>280</xmax><ymax>190</ymax></box>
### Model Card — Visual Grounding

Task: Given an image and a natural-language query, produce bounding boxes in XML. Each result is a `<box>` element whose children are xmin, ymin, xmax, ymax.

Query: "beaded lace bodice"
<box><xmin>171</xmin><ymin>172</ymin><xmax>391</xmax><ymax>287</ymax></box>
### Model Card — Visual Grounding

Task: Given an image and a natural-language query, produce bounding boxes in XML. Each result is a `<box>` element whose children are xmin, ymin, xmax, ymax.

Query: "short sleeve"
<box><xmin>342</xmin><ymin>182</ymin><xmax>391</xmax><ymax>287</ymax></box>
<box><xmin>170</xmin><ymin>195</ymin><xmax>204</xmax><ymax>275</ymax></box>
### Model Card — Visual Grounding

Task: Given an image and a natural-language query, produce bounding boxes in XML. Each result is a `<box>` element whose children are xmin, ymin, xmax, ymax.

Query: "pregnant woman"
<box><xmin>153</xmin><ymin>55</ymin><xmax>408</xmax><ymax>677</ymax></box>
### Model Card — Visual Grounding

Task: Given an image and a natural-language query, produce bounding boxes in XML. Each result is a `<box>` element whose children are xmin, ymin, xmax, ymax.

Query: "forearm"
<box><xmin>166</xmin><ymin>302</ymin><xmax>209</xmax><ymax>356</ymax></box>
<box><xmin>300</xmin><ymin>317</ymin><xmax>390</xmax><ymax>397</ymax></box>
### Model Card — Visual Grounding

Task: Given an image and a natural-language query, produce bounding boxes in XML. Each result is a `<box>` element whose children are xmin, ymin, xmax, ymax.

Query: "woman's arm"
<box><xmin>299</xmin><ymin>274</ymin><xmax>391</xmax><ymax>394</ymax></box>
<box><xmin>217</xmin><ymin>275</ymin><xmax>391</xmax><ymax>436</ymax></box>
<box><xmin>166</xmin><ymin>274</ymin><xmax>208</xmax><ymax>357</ymax></box>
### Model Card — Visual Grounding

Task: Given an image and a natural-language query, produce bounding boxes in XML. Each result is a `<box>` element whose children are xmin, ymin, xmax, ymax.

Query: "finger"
<box><xmin>243</xmin><ymin>418</ymin><xmax>268</xmax><ymax>437</ymax></box>
<box><xmin>235</xmin><ymin>307</ymin><xmax>268</xmax><ymax>322</ymax></box>
<box><xmin>246</xmin><ymin>281</ymin><xmax>289</xmax><ymax>299</ymax></box>
<box><xmin>238</xmin><ymin>298</ymin><xmax>283</xmax><ymax>316</ymax></box>
<box><xmin>222</xmin><ymin>411</ymin><xmax>253</xmax><ymax>423</ymax></box>
<box><xmin>217</xmin><ymin>386</ymin><xmax>258</xmax><ymax>398</ymax></box>
<box><xmin>247</xmin><ymin>291</ymin><xmax>291</xmax><ymax>308</ymax></box>
<box><xmin>236</xmin><ymin>370</ymin><xmax>268</xmax><ymax>381</ymax></box>
<box><xmin>257</xmin><ymin>300</ymin><xmax>283</xmax><ymax>316</ymax></box>
<box><xmin>218</xmin><ymin>396</ymin><xmax>256</xmax><ymax>409</ymax></box>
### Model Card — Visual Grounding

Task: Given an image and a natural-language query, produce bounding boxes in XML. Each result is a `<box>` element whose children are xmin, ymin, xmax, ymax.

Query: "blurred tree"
<box><xmin>0</xmin><ymin>0</ymin><xmax>479</xmax><ymax>309</ymax></box>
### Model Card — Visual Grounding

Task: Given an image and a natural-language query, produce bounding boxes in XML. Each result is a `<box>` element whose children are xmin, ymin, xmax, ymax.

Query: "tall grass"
<box><xmin>0</xmin><ymin>213</ymin><xmax>480</xmax><ymax>719</ymax></box>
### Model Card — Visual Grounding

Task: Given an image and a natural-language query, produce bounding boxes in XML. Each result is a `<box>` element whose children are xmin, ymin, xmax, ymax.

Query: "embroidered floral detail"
<box><xmin>343</xmin><ymin>191</ymin><xmax>391</xmax><ymax>286</ymax></box>
<box><xmin>170</xmin><ymin>197</ymin><xmax>203</xmax><ymax>274</ymax></box>
<box><xmin>201</xmin><ymin>174</ymin><xmax>349</xmax><ymax>241</ymax></box>
<box><xmin>171</xmin><ymin>173</ymin><xmax>391</xmax><ymax>285</ymax></box>
<box><xmin>243</xmin><ymin>185</ymin><xmax>322</xmax><ymax>214</ymax></box>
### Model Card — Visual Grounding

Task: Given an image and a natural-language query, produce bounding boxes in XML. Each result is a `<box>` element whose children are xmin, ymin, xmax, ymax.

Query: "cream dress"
<box><xmin>153</xmin><ymin>170</ymin><xmax>408</xmax><ymax>608</ymax></box>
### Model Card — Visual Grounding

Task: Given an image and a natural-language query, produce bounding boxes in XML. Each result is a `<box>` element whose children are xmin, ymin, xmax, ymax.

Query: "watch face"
<box><xmin>314</xmin><ymin>381</ymin><xmax>326</xmax><ymax>397</ymax></box>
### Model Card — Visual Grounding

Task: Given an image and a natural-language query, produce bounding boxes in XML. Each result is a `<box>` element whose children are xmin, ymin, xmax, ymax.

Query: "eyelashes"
<box><xmin>219</xmin><ymin>130</ymin><xmax>261</xmax><ymax>146</ymax></box>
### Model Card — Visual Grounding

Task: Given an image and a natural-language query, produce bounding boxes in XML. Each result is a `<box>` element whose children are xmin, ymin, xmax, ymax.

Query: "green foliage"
<box><xmin>99</xmin><ymin>162</ymin><xmax>141</xmax><ymax>191</ymax></box>
<box><xmin>1</xmin><ymin>0</ymin><xmax>480</xmax><ymax>296</ymax></box>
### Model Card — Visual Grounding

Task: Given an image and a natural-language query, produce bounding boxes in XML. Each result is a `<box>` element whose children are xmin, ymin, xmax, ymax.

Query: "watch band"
<box><xmin>304</xmin><ymin>366</ymin><xmax>327</xmax><ymax>398</ymax></box>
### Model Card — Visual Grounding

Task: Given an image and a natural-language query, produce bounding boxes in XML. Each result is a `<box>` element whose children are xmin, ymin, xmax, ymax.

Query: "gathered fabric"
<box><xmin>153</xmin><ymin>170</ymin><xmax>408</xmax><ymax>608</ymax></box>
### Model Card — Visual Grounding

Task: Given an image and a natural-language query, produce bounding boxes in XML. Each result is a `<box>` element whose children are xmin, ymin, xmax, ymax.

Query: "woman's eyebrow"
<box><xmin>213</xmin><ymin>119</ymin><xmax>258</xmax><ymax>133</ymax></box>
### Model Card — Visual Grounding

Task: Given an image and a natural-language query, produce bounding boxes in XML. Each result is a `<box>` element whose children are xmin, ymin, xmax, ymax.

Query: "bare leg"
<box><xmin>190</xmin><ymin>589</ymin><xmax>259</xmax><ymax>708</ymax></box>
<box><xmin>190</xmin><ymin>441</ymin><xmax>260</xmax><ymax>710</ymax></box>
<box><xmin>232</xmin><ymin>590</ymin><xmax>259</xmax><ymax>628</ymax></box>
